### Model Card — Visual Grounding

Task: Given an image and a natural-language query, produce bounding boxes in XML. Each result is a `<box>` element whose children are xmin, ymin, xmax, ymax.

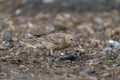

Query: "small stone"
<box><xmin>15</xmin><ymin>50</ymin><xmax>21</xmax><ymax>55</ymax></box>
<box><xmin>2</xmin><ymin>35</ymin><xmax>12</xmax><ymax>42</ymax></box>
<box><xmin>64</xmin><ymin>13</ymin><xmax>71</xmax><ymax>19</ymax></box>
<box><xmin>60</xmin><ymin>53</ymin><xmax>64</xmax><ymax>56</ymax></box>
<box><xmin>102</xmin><ymin>47</ymin><xmax>112</xmax><ymax>54</ymax></box>
<box><xmin>107</xmin><ymin>40</ymin><xmax>120</xmax><ymax>48</ymax></box>
<box><xmin>94</xmin><ymin>16</ymin><xmax>103</xmax><ymax>24</ymax></box>
<box><xmin>42</xmin><ymin>0</ymin><xmax>55</xmax><ymax>4</ymax></box>
<box><xmin>44</xmin><ymin>24</ymin><xmax>55</xmax><ymax>32</ymax></box>
<box><xmin>44</xmin><ymin>13</ymin><xmax>50</xmax><ymax>19</ymax></box>
<box><xmin>28</xmin><ymin>22</ymin><xmax>34</xmax><ymax>28</ymax></box>
<box><xmin>36</xmin><ymin>43</ymin><xmax>44</xmax><ymax>49</ymax></box>
<box><xmin>15</xmin><ymin>9</ymin><xmax>22</xmax><ymax>16</ymax></box>
<box><xmin>60</xmin><ymin>53</ymin><xmax>78</xmax><ymax>61</ymax></box>
<box><xmin>82</xmin><ymin>68</ymin><xmax>95</xmax><ymax>74</ymax></box>
<box><xmin>55</xmin><ymin>14</ymin><xmax>66</xmax><ymax>22</ymax></box>
<box><xmin>25</xmin><ymin>33</ymin><xmax>34</xmax><ymax>38</ymax></box>
<box><xmin>87</xmin><ymin>58</ymin><xmax>99</xmax><ymax>63</ymax></box>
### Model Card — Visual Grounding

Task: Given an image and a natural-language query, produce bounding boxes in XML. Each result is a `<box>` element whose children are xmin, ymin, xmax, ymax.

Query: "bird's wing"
<box><xmin>38</xmin><ymin>37</ymin><xmax>55</xmax><ymax>49</ymax></box>
<box><xmin>47</xmin><ymin>33</ymin><xmax>65</xmax><ymax>44</ymax></box>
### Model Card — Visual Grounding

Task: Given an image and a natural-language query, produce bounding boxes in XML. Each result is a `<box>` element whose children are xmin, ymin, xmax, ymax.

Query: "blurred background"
<box><xmin>0</xmin><ymin>0</ymin><xmax>120</xmax><ymax>14</ymax></box>
<box><xmin>1</xmin><ymin>0</ymin><xmax>120</xmax><ymax>41</ymax></box>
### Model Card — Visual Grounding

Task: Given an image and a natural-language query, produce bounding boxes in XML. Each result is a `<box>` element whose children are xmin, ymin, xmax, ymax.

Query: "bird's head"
<box><xmin>65</xmin><ymin>34</ymin><xmax>75</xmax><ymax>45</ymax></box>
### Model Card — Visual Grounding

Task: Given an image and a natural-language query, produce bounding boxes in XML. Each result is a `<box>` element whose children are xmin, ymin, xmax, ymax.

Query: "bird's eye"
<box><xmin>70</xmin><ymin>39</ymin><xmax>73</xmax><ymax>41</ymax></box>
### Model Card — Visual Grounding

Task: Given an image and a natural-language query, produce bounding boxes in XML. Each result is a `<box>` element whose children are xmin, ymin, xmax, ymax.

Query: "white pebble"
<box><xmin>44</xmin><ymin>24</ymin><xmax>55</xmax><ymax>31</ymax></box>
<box><xmin>107</xmin><ymin>40</ymin><xmax>120</xmax><ymax>48</ymax></box>
<box><xmin>64</xmin><ymin>13</ymin><xmax>71</xmax><ymax>19</ymax></box>
<box><xmin>28</xmin><ymin>22</ymin><xmax>34</xmax><ymax>28</ymax></box>
<box><xmin>15</xmin><ymin>9</ymin><xmax>21</xmax><ymax>15</ymax></box>
<box><xmin>94</xmin><ymin>16</ymin><xmax>103</xmax><ymax>24</ymax></box>
<box><xmin>60</xmin><ymin>53</ymin><xmax>64</xmax><ymax>56</ymax></box>
<box><xmin>36</xmin><ymin>43</ymin><xmax>44</xmax><ymax>49</ymax></box>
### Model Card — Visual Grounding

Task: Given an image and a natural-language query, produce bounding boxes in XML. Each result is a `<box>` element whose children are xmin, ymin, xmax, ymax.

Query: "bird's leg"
<box><xmin>50</xmin><ymin>49</ymin><xmax>53</xmax><ymax>56</ymax></box>
<box><xmin>46</xmin><ymin>49</ymin><xmax>54</xmax><ymax>56</ymax></box>
<box><xmin>47</xmin><ymin>49</ymin><xmax>54</xmax><ymax>67</ymax></box>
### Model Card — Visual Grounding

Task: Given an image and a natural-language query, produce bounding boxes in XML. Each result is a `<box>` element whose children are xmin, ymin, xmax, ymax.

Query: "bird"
<box><xmin>37</xmin><ymin>33</ymin><xmax>75</xmax><ymax>55</ymax></box>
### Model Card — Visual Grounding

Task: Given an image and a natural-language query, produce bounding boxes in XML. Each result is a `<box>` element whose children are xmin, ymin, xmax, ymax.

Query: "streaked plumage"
<box><xmin>38</xmin><ymin>33</ymin><xmax>75</xmax><ymax>55</ymax></box>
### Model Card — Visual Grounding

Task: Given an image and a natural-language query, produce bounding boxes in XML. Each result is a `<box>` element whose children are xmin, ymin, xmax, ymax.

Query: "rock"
<box><xmin>60</xmin><ymin>53</ymin><xmax>64</xmax><ymax>56</ymax></box>
<box><xmin>44</xmin><ymin>24</ymin><xmax>55</xmax><ymax>32</ymax></box>
<box><xmin>60</xmin><ymin>53</ymin><xmax>78</xmax><ymax>61</ymax></box>
<box><xmin>25</xmin><ymin>33</ymin><xmax>34</xmax><ymax>38</ymax></box>
<box><xmin>102</xmin><ymin>47</ymin><xmax>112</xmax><ymax>54</ymax></box>
<box><xmin>27</xmin><ymin>22</ymin><xmax>34</xmax><ymax>28</ymax></box>
<box><xmin>42</xmin><ymin>0</ymin><xmax>55</xmax><ymax>4</ymax></box>
<box><xmin>15</xmin><ymin>50</ymin><xmax>21</xmax><ymax>55</ymax></box>
<box><xmin>94</xmin><ymin>16</ymin><xmax>103</xmax><ymax>24</ymax></box>
<box><xmin>107</xmin><ymin>40</ymin><xmax>120</xmax><ymax>48</ymax></box>
<box><xmin>15</xmin><ymin>9</ymin><xmax>22</xmax><ymax>16</ymax></box>
<box><xmin>2</xmin><ymin>35</ymin><xmax>12</xmax><ymax>42</ymax></box>
<box><xmin>83</xmin><ymin>68</ymin><xmax>95</xmax><ymax>74</ymax></box>
<box><xmin>36</xmin><ymin>43</ymin><xmax>44</xmax><ymax>49</ymax></box>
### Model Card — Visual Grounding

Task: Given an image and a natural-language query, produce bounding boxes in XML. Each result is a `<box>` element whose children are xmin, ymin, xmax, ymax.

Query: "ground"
<box><xmin>0</xmin><ymin>1</ymin><xmax>120</xmax><ymax>80</ymax></box>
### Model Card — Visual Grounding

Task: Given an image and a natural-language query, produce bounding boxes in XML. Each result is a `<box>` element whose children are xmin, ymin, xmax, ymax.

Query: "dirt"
<box><xmin>0</xmin><ymin>1</ymin><xmax>120</xmax><ymax>80</ymax></box>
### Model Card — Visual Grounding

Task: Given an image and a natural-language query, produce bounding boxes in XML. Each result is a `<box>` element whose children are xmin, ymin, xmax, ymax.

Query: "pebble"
<box><xmin>60</xmin><ymin>53</ymin><xmax>78</xmax><ymax>61</ymax></box>
<box><xmin>86</xmin><ymin>58</ymin><xmax>99</xmax><ymax>63</ymax></box>
<box><xmin>60</xmin><ymin>53</ymin><xmax>64</xmax><ymax>56</ymax></box>
<box><xmin>102</xmin><ymin>47</ymin><xmax>112</xmax><ymax>54</ymax></box>
<box><xmin>83</xmin><ymin>68</ymin><xmax>95</xmax><ymax>74</ymax></box>
<box><xmin>44</xmin><ymin>24</ymin><xmax>55</xmax><ymax>32</ymax></box>
<box><xmin>15</xmin><ymin>9</ymin><xmax>22</xmax><ymax>16</ymax></box>
<box><xmin>107</xmin><ymin>40</ymin><xmax>120</xmax><ymax>48</ymax></box>
<box><xmin>27</xmin><ymin>22</ymin><xmax>34</xmax><ymax>28</ymax></box>
<box><xmin>55</xmin><ymin>14</ymin><xmax>66</xmax><ymax>22</ymax></box>
<box><xmin>42</xmin><ymin>0</ymin><xmax>55</xmax><ymax>4</ymax></box>
<box><xmin>64</xmin><ymin>13</ymin><xmax>71</xmax><ymax>19</ymax></box>
<box><xmin>44</xmin><ymin>13</ymin><xmax>50</xmax><ymax>19</ymax></box>
<box><xmin>94</xmin><ymin>16</ymin><xmax>103</xmax><ymax>24</ymax></box>
<box><xmin>15</xmin><ymin>50</ymin><xmax>21</xmax><ymax>55</ymax></box>
<box><xmin>2</xmin><ymin>35</ymin><xmax>12</xmax><ymax>42</ymax></box>
<box><xmin>36</xmin><ymin>43</ymin><xmax>44</xmax><ymax>49</ymax></box>
<box><xmin>25</xmin><ymin>33</ymin><xmax>34</xmax><ymax>38</ymax></box>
